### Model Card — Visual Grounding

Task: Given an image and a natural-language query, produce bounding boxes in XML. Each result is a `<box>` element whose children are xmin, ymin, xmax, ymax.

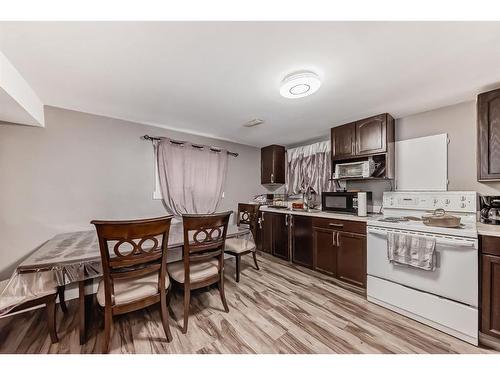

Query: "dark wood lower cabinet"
<box><xmin>481</xmin><ymin>253</ymin><xmax>500</xmax><ymax>339</ymax></box>
<box><xmin>260</xmin><ymin>211</ymin><xmax>273</xmax><ymax>253</ymax></box>
<box><xmin>260</xmin><ymin>211</ymin><xmax>367</xmax><ymax>288</ymax></box>
<box><xmin>313</xmin><ymin>227</ymin><xmax>337</xmax><ymax>275</ymax></box>
<box><xmin>272</xmin><ymin>213</ymin><xmax>289</xmax><ymax>260</ymax></box>
<box><xmin>336</xmin><ymin>232</ymin><xmax>367</xmax><ymax>288</ymax></box>
<box><xmin>291</xmin><ymin>215</ymin><xmax>313</xmax><ymax>268</ymax></box>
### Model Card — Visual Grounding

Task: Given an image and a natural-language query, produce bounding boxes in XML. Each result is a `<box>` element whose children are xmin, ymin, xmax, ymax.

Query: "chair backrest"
<box><xmin>181</xmin><ymin>212</ymin><xmax>232</xmax><ymax>281</ymax></box>
<box><xmin>236</xmin><ymin>203</ymin><xmax>259</xmax><ymax>237</ymax></box>
<box><xmin>91</xmin><ymin>216</ymin><xmax>173</xmax><ymax>304</ymax></box>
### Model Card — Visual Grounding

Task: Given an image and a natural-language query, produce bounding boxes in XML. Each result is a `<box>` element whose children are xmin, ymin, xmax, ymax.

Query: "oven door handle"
<box><xmin>367</xmin><ymin>227</ymin><xmax>477</xmax><ymax>248</ymax></box>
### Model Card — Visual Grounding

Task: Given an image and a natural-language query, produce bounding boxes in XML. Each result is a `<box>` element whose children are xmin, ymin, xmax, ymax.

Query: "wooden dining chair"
<box><xmin>0</xmin><ymin>278</ymin><xmax>59</xmax><ymax>344</ymax></box>
<box><xmin>224</xmin><ymin>204</ymin><xmax>260</xmax><ymax>282</ymax></box>
<box><xmin>167</xmin><ymin>211</ymin><xmax>232</xmax><ymax>334</ymax></box>
<box><xmin>91</xmin><ymin>215</ymin><xmax>173</xmax><ymax>353</ymax></box>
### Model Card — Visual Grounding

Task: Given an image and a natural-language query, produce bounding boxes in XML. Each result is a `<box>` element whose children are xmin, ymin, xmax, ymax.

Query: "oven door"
<box><xmin>367</xmin><ymin>226</ymin><xmax>478</xmax><ymax>307</ymax></box>
<box><xmin>321</xmin><ymin>193</ymin><xmax>356</xmax><ymax>214</ymax></box>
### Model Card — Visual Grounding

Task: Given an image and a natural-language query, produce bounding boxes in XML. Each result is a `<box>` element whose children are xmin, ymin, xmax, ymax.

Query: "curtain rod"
<box><xmin>142</xmin><ymin>135</ymin><xmax>238</xmax><ymax>157</ymax></box>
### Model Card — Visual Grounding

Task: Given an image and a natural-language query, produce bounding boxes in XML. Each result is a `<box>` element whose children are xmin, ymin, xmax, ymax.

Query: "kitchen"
<box><xmin>1</xmin><ymin>16</ymin><xmax>500</xmax><ymax>368</ymax></box>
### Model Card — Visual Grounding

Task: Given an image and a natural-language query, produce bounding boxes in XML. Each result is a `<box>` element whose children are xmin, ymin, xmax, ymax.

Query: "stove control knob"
<box><xmin>460</xmin><ymin>203</ymin><xmax>466</xmax><ymax>208</ymax></box>
<box><xmin>433</xmin><ymin>198</ymin><xmax>438</xmax><ymax>205</ymax></box>
<box><xmin>460</xmin><ymin>196</ymin><xmax>466</xmax><ymax>201</ymax></box>
<box><xmin>444</xmin><ymin>199</ymin><xmax>451</xmax><ymax>205</ymax></box>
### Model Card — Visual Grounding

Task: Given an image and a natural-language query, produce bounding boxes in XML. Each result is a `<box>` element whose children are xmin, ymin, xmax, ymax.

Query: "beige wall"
<box><xmin>396</xmin><ymin>100</ymin><xmax>500</xmax><ymax>195</ymax></box>
<box><xmin>0</xmin><ymin>106</ymin><xmax>264</xmax><ymax>278</ymax></box>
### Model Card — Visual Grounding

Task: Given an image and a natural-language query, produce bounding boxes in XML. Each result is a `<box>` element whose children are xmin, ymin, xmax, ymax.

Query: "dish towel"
<box><xmin>387</xmin><ymin>232</ymin><xmax>437</xmax><ymax>271</ymax></box>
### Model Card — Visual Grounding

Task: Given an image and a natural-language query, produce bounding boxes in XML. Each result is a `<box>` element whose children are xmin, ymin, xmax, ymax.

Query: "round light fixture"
<box><xmin>280</xmin><ymin>71</ymin><xmax>321</xmax><ymax>99</ymax></box>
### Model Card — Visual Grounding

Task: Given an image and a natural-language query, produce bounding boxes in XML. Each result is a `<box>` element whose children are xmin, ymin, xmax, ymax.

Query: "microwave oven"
<box><xmin>321</xmin><ymin>191</ymin><xmax>372</xmax><ymax>215</ymax></box>
<box><xmin>334</xmin><ymin>159</ymin><xmax>375</xmax><ymax>179</ymax></box>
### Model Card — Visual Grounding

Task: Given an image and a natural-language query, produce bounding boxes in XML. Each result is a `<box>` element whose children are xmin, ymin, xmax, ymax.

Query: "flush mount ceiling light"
<box><xmin>280</xmin><ymin>71</ymin><xmax>321</xmax><ymax>99</ymax></box>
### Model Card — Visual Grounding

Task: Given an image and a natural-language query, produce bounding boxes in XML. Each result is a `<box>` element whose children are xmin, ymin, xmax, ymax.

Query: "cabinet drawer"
<box><xmin>481</xmin><ymin>235</ymin><xmax>500</xmax><ymax>256</ymax></box>
<box><xmin>312</xmin><ymin>217</ymin><xmax>366</xmax><ymax>234</ymax></box>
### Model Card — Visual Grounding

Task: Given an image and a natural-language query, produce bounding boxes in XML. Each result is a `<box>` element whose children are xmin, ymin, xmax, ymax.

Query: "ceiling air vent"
<box><xmin>243</xmin><ymin>118</ymin><xmax>264</xmax><ymax>128</ymax></box>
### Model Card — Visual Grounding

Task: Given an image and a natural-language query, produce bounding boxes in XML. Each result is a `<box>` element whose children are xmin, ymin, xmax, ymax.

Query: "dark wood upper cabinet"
<box><xmin>261</xmin><ymin>145</ymin><xmax>286</xmax><ymax>185</ymax></box>
<box><xmin>291</xmin><ymin>215</ymin><xmax>313</xmax><ymax>268</ymax></box>
<box><xmin>356</xmin><ymin>114</ymin><xmax>389</xmax><ymax>156</ymax></box>
<box><xmin>271</xmin><ymin>213</ymin><xmax>290</xmax><ymax>261</ymax></box>
<box><xmin>478</xmin><ymin>88</ymin><xmax>500</xmax><ymax>181</ymax></box>
<box><xmin>336</xmin><ymin>232</ymin><xmax>367</xmax><ymax>288</ymax></box>
<box><xmin>331</xmin><ymin>113</ymin><xmax>395</xmax><ymax>179</ymax></box>
<box><xmin>331</xmin><ymin>123</ymin><xmax>356</xmax><ymax>160</ymax></box>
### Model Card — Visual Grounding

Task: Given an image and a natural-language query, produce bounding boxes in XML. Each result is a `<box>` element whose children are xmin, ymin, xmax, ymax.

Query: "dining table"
<box><xmin>0</xmin><ymin>222</ymin><xmax>252</xmax><ymax>344</ymax></box>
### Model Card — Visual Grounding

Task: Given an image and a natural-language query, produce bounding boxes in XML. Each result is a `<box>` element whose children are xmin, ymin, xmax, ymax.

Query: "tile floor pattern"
<box><xmin>0</xmin><ymin>253</ymin><xmax>494</xmax><ymax>354</ymax></box>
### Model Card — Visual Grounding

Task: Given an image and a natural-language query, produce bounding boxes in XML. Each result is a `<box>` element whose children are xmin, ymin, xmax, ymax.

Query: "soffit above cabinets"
<box><xmin>0</xmin><ymin>50</ymin><xmax>44</xmax><ymax>127</ymax></box>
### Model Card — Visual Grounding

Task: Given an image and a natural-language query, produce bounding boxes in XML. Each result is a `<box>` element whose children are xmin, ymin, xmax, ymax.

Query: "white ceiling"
<box><xmin>1</xmin><ymin>21</ymin><xmax>500</xmax><ymax>147</ymax></box>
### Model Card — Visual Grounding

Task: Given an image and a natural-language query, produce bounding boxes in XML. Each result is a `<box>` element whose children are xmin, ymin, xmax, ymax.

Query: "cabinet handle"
<box><xmin>290</xmin><ymin>215</ymin><xmax>293</xmax><ymax>228</ymax></box>
<box><xmin>332</xmin><ymin>231</ymin><xmax>336</xmax><ymax>246</ymax></box>
<box><xmin>258</xmin><ymin>217</ymin><xmax>262</xmax><ymax>229</ymax></box>
<box><xmin>328</xmin><ymin>223</ymin><xmax>344</xmax><ymax>228</ymax></box>
<box><xmin>285</xmin><ymin>214</ymin><xmax>288</xmax><ymax>226</ymax></box>
<box><xmin>271</xmin><ymin>173</ymin><xmax>274</xmax><ymax>183</ymax></box>
<box><xmin>337</xmin><ymin>232</ymin><xmax>340</xmax><ymax>247</ymax></box>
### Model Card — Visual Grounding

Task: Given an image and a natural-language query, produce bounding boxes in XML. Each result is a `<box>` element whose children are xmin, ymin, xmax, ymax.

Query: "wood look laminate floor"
<box><xmin>0</xmin><ymin>253</ymin><xmax>495</xmax><ymax>354</ymax></box>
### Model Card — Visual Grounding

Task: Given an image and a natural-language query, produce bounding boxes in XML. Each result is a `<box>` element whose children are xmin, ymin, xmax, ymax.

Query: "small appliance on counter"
<box><xmin>479</xmin><ymin>195</ymin><xmax>500</xmax><ymax>224</ymax></box>
<box><xmin>321</xmin><ymin>191</ymin><xmax>372</xmax><ymax>216</ymax></box>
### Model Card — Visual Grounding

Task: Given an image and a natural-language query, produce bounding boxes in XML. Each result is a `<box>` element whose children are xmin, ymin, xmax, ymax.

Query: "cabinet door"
<box><xmin>261</xmin><ymin>145</ymin><xmax>286</xmax><ymax>184</ymax></box>
<box><xmin>481</xmin><ymin>254</ymin><xmax>500</xmax><ymax>339</ymax></box>
<box><xmin>336</xmin><ymin>232</ymin><xmax>367</xmax><ymax>288</ymax></box>
<box><xmin>313</xmin><ymin>227</ymin><xmax>337</xmax><ymax>275</ymax></box>
<box><xmin>272</xmin><ymin>213</ymin><xmax>289</xmax><ymax>260</ymax></box>
<box><xmin>478</xmin><ymin>88</ymin><xmax>500</xmax><ymax>181</ymax></box>
<box><xmin>291</xmin><ymin>215</ymin><xmax>313</xmax><ymax>268</ymax></box>
<box><xmin>355</xmin><ymin>114</ymin><xmax>387</xmax><ymax>156</ymax></box>
<box><xmin>261</xmin><ymin>211</ymin><xmax>273</xmax><ymax>253</ymax></box>
<box><xmin>331</xmin><ymin>123</ymin><xmax>356</xmax><ymax>160</ymax></box>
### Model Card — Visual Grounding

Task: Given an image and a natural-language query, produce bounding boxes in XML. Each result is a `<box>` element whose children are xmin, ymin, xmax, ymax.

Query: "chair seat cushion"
<box><xmin>167</xmin><ymin>259</ymin><xmax>219</xmax><ymax>284</ymax></box>
<box><xmin>224</xmin><ymin>238</ymin><xmax>256</xmax><ymax>254</ymax></box>
<box><xmin>96</xmin><ymin>272</ymin><xmax>170</xmax><ymax>307</ymax></box>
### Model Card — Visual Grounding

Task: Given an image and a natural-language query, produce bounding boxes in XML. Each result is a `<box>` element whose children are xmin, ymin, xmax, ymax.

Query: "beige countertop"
<box><xmin>477</xmin><ymin>222</ymin><xmax>500</xmax><ymax>237</ymax></box>
<box><xmin>259</xmin><ymin>206</ymin><xmax>381</xmax><ymax>223</ymax></box>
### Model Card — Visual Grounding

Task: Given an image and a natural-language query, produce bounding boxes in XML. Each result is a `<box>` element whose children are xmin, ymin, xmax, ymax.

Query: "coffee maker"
<box><xmin>480</xmin><ymin>196</ymin><xmax>500</xmax><ymax>224</ymax></box>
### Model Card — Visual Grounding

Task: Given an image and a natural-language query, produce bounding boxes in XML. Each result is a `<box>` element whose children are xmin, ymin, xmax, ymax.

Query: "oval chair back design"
<box><xmin>181</xmin><ymin>211</ymin><xmax>232</xmax><ymax>281</ymax></box>
<box><xmin>91</xmin><ymin>215</ymin><xmax>174</xmax><ymax>352</ymax></box>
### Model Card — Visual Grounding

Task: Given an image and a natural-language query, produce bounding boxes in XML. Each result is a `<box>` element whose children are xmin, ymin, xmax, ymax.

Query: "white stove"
<box><xmin>366</xmin><ymin>191</ymin><xmax>479</xmax><ymax>345</ymax></box>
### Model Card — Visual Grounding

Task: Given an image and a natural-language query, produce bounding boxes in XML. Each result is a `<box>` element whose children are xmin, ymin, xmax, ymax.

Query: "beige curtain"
<box><xmin>157</xmin><ymin>139</ymin><xmax>228</xmax><ymax>216</ymax></box>
<box><xmin>286</xmin><ymin>141</ymin><xmax>332</xmax><ymax>196</ymax></box>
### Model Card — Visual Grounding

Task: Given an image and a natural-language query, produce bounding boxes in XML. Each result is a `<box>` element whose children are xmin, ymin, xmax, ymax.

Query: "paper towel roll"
<box><xmin>358</xmin><ymin>192</ymin><xmax>367</xmax><ymax>217</ymax></box>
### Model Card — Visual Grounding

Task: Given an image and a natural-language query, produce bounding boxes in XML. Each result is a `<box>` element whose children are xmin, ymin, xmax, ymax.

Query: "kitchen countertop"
<box><xmin>477</xmin><ymin>222</ymin><xmax>500</xmax><ymax>237</ymax></box>
<box><xmin>259</xmin><ymin>206</ymin><xmax>381</xmax><ymax>222</ymax></box>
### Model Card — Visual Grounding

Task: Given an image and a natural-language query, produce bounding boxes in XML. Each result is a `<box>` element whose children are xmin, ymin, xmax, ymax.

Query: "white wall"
<box><xmin>0</xmin><ymin>106</ymin><xmax>264</xmax><ymax>278</ymax></box>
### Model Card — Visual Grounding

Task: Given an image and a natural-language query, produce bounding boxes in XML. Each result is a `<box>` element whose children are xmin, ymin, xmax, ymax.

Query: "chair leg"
<box><xmin>160</xmin><ymin>289</ymin><xmax>173</xmax><ymax>342</ymax></box>
<box><xmin>218</xmin><ymin>274</ymin><xmax>229</xmax><ymax>313</ymax></box>
<box><xmin>182</xmin><ymin>287</ymin><xmax>190</xmax><ymax>334</ymax></box>
<box><xmin>57</xmin><ymin>285</ymin><xmax>68</xmax><ymax>314</ymax></box>
<box><xmin>102</xmin><ymin>306</ymin><xmax>113</xmax><ymax>354</ymax></box>
<box><xmin>235</xmin><ymin>255</ymin><xmax>241</xmax><ymax>283</ymax></box>
<box><xmin>46</xmin><ymin>296</ymin><xmax>58</xmax><ymax>344</ymax></box>
<box><xmin>252</xmin><ymin>251</ymin><xmax>260</xmax><ymax>270</ymax></box>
